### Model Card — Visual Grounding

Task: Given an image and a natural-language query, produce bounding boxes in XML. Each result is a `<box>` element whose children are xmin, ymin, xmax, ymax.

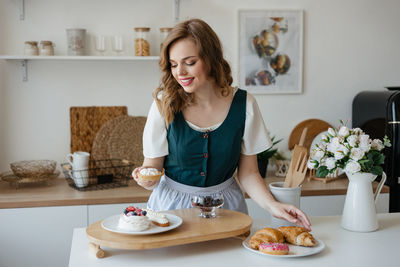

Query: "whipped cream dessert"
<box><xmin>140</xmin><ymin>168</ymin><xmax>160</xmax><ymax>176</ymax></box>
<box><xmin>118</xmin><ymin>206</ymin><xmax>151</xmax><ymax>231</ymax></box>
<box><xmin>144</xmin><ymin>209</ymin><xmax>170</xmax><ymax>227</ymax></box>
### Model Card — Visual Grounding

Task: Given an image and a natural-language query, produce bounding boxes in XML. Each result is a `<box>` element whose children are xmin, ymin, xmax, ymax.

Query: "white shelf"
<box><xmin>0</xmin><ymin>55</ymin><xmax>160</xmax><ymax>81</ymax></box>
<box><xmin>0</xmin><ymin>55</ymin><xmax>160</xmax><ymax>61</ymax></box>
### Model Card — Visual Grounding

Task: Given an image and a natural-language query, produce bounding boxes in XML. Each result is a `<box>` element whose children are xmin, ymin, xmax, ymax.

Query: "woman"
<box><xmin>133</xmin><ymin>18</ymin><xmax>311</xmax><ymax>230</ymax></box>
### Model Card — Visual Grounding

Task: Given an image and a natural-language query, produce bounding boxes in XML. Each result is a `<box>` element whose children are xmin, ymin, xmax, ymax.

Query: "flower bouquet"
<box><xmin>308</xmin><ymin>122</ymin><xmax>391</xmax><ymax>178</ymax></box>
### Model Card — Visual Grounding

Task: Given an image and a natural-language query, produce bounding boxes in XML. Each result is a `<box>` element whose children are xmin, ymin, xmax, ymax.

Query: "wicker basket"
<box><xmin>10</xmin><ymin>160</ymin><xmax>56</xmax><ymax>178</ymax></box>
<box><xmin>61</xmin><ymin>159</ymin><xmax>134</xmax><ymax>191</ymax></box>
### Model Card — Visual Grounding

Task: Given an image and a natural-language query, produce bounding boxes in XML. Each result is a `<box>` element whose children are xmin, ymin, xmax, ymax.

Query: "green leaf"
<box><xmin>316</xmin><ymin>166</ymin><xmax>329</xmax><ymax>177</ymax></box>
<box><xmin>371</xmin><ymin>166</ymin><xmax>383</xmax><ymax>176</ymax></box>
<box><xmin>360</xmin><ymin>159</ymin><xmax>373</xmax><ymax>170</ymax></box>
<box><xmin>374</xmin><ymin>153</ymin><xmax>385</xmax><ymax>165</ymax></box>
<box><xmin>384</xmin><ymin>135</ymin><xmax>392</xmax><ymax>147</ymax></box>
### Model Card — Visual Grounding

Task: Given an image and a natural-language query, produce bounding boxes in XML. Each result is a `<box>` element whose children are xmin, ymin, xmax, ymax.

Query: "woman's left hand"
<box><xmin>268</xmin><ymin>201</ymin><xmax>311</xmax><ymax>231</ymax></box>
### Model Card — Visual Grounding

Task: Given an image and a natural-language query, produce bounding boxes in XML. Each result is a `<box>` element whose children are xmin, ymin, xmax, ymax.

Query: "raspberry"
<box><xmin>126</xmin><ymin>206</ymin><xmax>135</xmax><ymax>212</ymax></box>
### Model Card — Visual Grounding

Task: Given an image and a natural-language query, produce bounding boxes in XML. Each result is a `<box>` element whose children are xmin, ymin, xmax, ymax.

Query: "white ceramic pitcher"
<box><xmin>341</xmin><ymin>171</ymin><xmax>386</xmax><ymax>232</ymax></box>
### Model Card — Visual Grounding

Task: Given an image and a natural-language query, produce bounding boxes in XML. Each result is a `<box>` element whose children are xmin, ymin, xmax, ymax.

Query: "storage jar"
<box><xmin>39</xmin><ymin>41</ymin><xmax>55</xmax><ymax>56</ymax></box>
<box><xmin>24</xmin><ymin>41</ymin><xmax>39</xmax><ymax>56</ymax></box>
<box><xmin>159</xmin><ymin>27</ymin><xmax>173</xmax><ymax>52</ymax></box>
<box><xmin>134</xmin><ymin>27</ymin><xmax>151</xmax><ymax>56</ymax></box>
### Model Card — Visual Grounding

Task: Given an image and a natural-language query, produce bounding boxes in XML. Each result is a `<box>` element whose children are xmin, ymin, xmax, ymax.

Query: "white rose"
<box><xmin>359</xmin><ymin>143</ymin><xmax>371</xmax><ymax>153</ymax></box>
<box><xmin>338</xmin><ymin>126</ymin><xmax>350</xmax><ymax>137</ymax></box>
<box><xmin>327</xmin><ymin>137</ymin><xmax>340</xmax><ymax>153</ymax></box>
<box><xmin>334</xmin><ymin>145</ymin><xmax>349</xmax><ymax>160</ymax></box>
<box><xmin>325</xmin><ymin>157</ymin><xmax>336</xmax><ymax>170</ymax></box>
<box><xmin>346</xmin><ymin>135</ymin><xmax>358</xmax><ymax>147</ymax></box>
<box><xmin>352</xmin><ymin>128</ymin><xmax>364</xmax><ymax>135</ymax></box>
<box><xmin>359</xmin><ymin>134</ymin><xmax>370</xmax><ymax>144</ymax></box>
<box><xmin>307</xmin><ymin>159</ymin><xmax>317</xmax><ymax>169</ymax></box>
<box><xmin>313</xmin><ymin>149</ymin><xmax>325</xmax><ymax>162</ymax></box>
<box><xmin>328</xmin><ymin>127</ymin><xmax>336</xmax><ymax>137</ymax></box>
<box><xmin>350</xmin><ymin>147</ymin><xmax>364</xmax><ymax>161</ymax></box>
<box><xmin>345</xmin><ymin>160</ymin><xmax>361</xmax><ymax>174</ymax></box>
<box><xmin>359</xmin><ymin>134</ymin><xmax>371</xmax><ymax>152</ymax></box>
<box><xmin>371</xmin><ymin>139</ymin><xmax>384</xmax><ymax>151</ymax></box>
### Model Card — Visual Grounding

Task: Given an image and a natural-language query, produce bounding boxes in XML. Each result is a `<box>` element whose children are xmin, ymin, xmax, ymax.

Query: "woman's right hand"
<box><xmin>132</xmin><ymin>166</ymin><xmax>160</xmax><ymax>190</ymax></box>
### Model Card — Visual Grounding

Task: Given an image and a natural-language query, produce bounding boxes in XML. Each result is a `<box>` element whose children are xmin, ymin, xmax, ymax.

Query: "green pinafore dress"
<box><xmin>147</xmin><ymin>89</ymin><xmax>248</xmax><ymax>214</ymax></box>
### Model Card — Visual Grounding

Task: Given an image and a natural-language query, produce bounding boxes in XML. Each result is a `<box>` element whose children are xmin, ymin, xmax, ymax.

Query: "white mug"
<box><xmin>66</xmin><ymin>151</ymin><xmax>90</xmax><ymax>188</ymax></box>
<box><xmin>68</xmin><ymin>169</ymin><xmax>89</xmax><ymax>188</ymax></box>
<box><xmin>269</xmin><ymin>181</ymin><xmax>302</xmax><ymax>228</ymax></box>
<box><xmin>66</xmin><ymin>151</ymin><xmax>90</xmax><ymax>170</ymax></box>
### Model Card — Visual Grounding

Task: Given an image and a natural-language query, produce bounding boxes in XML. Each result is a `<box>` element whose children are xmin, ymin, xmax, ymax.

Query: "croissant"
<box><xmin>249</xmin><ymin>227</ymin><xmax>285</xmax><ymax>249</ymax></box>
<box><xmin>278</xmin><ymin>226</ymin><xmax>316</xmax><ymax>247</ymax></box>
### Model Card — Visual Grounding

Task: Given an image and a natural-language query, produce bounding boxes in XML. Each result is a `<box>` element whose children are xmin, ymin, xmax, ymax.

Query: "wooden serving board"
<box><xmin>86</xmin><ymin>208</ymin><xmax>252</xmax><ymax>257</ymax></box>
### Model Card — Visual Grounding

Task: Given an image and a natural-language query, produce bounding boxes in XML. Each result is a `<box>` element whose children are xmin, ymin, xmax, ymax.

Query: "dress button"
<box><xmin>203</xmin><ymin>153</ymin><xmax>208</xmax><ymax>158</ymax></box>
<box><xmin>200</xmin><ymin>171</ymin><xmax>205</xmax><ymax>176</ymax></box>
<box><xmin>203</xmin><ymin>133</ymin><xmax>208</xmax><ymax>139</ymax></box>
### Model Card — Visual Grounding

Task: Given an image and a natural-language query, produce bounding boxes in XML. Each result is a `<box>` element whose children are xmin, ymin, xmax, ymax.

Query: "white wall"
<box><xmin>1</xmin><ymin>0</ymin><xmax>400</xmax><ymax>171</ymax></box>
<box><xmin>0</xmin><ymin>2</ymin><xmax>5</xmax><ymax>168</ymax></box>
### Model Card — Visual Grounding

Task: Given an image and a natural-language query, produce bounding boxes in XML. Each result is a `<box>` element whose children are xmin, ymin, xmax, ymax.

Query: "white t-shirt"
<box><xmin>143</xmin><ymin>89</ymin><xmax>272</xmax><ymax>158</ymax></box>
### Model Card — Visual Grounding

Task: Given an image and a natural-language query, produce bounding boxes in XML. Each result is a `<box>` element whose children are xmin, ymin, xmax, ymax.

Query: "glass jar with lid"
<box><xmin>159</xmin><ymin>27</ymin><xmax>173</xmax><ymax>52</ymax></box>
<box><xmin>39</xmin><ymin>41</ymin><xmax>55</xmax><ymax>56</ymax></box>
<box><xmin>24</xmin><ymin>41</ymin><xmax>39</xmax><ymax>56</ymax></box>
<box><xmin>134</xmin><ymin>27</ymin><xmax>151</xmax><ymax>56</ymax></box>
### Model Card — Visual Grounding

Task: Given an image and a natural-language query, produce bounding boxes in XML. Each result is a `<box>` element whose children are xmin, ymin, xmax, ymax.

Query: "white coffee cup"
<box><xmin>269</xmin><ymin>181</ymin><xmax>302</xmax><ymax>228</ymax></box>
<box><xmin>66</xmin><ymin>151</ymin><xmax>90</xmax><ymax>188</ymax></box>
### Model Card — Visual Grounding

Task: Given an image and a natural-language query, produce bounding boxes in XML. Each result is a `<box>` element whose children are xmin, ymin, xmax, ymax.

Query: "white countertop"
<box><xmin>69</xmin><ymin>213</ymin><xmax>400</xmax><ymax>267</ymax></box>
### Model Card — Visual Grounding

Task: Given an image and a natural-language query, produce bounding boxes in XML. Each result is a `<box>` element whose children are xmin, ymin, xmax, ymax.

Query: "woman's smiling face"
<box><xmin>169</xmin><ymin>38</ymin><xmax>211</xmax><ymax>94</ymax></box>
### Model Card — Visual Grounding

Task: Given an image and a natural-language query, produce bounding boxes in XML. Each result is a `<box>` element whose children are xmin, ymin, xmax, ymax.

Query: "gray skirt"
<box><xmin>147</xmin><ymin>175</ymin><xmax>248</xmax><ymax>214</ymax></box>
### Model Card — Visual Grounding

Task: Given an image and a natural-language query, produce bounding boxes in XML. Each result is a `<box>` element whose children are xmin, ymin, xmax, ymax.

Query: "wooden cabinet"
<box><xmin>0</xmin><ymin>205</ymin><xmax>87</xmax><ymax>267</ymax></box>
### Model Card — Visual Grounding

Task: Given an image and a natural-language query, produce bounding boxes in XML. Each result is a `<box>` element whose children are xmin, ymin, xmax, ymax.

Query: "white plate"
<box><xmin>101</xmin><ymin>213</ymin><xmax>183</xmax><ymax>235</ymax></box>
<box><xmin>242</xmin><ymin>235</ymin><xmax>325</xmax><ymax>258</ymax></box>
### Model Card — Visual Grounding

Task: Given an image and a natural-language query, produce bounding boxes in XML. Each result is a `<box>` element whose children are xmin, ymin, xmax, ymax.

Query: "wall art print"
<box><xmin>239</xmin><ymin>9</ymin><xmax>303</xmax><ymax>94</ymax></box>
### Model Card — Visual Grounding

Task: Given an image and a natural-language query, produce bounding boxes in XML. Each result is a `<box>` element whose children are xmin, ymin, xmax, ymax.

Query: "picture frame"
<box><xmin>238</xmin><ymin>9</ymin><xmax>303</xmax><ymax>94</ymax></box>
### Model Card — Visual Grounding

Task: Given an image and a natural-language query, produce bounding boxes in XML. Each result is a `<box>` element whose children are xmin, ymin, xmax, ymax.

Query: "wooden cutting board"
<box><xmin>86</xmin><ymin>208</ymin><xmax>252</xmax><ymax>253</ymax></box>
<box><xmin>70</xmin><ymin>106</ymin><xmax>127</xmax><ymax>154</ymax></box>
<box><xmin>288</xmin><ymin>119</ymin><xmax>333</xmax><ymax>151</ymax></box>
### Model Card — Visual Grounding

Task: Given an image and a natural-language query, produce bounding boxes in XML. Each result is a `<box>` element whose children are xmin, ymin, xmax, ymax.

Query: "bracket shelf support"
<box><xmin>174</xmin><ymin>0</ymin><xmax>180</xmax><ymax>22</ymax></box>
<box><xmin>21</xmin><ymin>60</ymin><xmax>28</xmax><ymax>82</ymax></box>
<box><xmin>19</xmin><ymin>0</ymin><xmax>25</xmax><ymax>20</ymax></box>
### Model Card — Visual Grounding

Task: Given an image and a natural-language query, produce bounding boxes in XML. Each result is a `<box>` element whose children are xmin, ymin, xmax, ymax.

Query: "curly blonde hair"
<box><xmin>154</xmin><ymin>19</ymin><xmax>233</xmax><ymax>126</ymax></box>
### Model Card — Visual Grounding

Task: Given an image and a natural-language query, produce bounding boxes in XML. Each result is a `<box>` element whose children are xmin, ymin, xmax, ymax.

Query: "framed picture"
<box><xmin>238</xmin><ymin>9</ymin><xmax>303</xmax><ymax>94</ymax></box>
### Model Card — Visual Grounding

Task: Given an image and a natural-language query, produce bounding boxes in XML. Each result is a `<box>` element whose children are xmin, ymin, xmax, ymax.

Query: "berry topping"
<box><xmin>126</xmin><ymin>206</ymin><xmax>135</xmax><ymax>212</ymax></box>
<box><xmin>141</xmin><ymin>210</ymin><xmax>147</xmax><ymax>216</ymax></box>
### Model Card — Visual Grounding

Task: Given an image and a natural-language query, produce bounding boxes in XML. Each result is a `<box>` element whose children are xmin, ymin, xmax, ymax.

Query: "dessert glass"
<box><xmin>191</xmin><ymin>193</ymin><xmax>224</xmax><ymax>218</ymax></box>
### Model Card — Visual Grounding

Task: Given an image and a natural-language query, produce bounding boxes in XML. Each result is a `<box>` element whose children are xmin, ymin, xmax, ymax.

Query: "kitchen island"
<box><xmin>69</xmin><ymin>213</ymin><xmax>400</xmax><ymax>267</ymax></box>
